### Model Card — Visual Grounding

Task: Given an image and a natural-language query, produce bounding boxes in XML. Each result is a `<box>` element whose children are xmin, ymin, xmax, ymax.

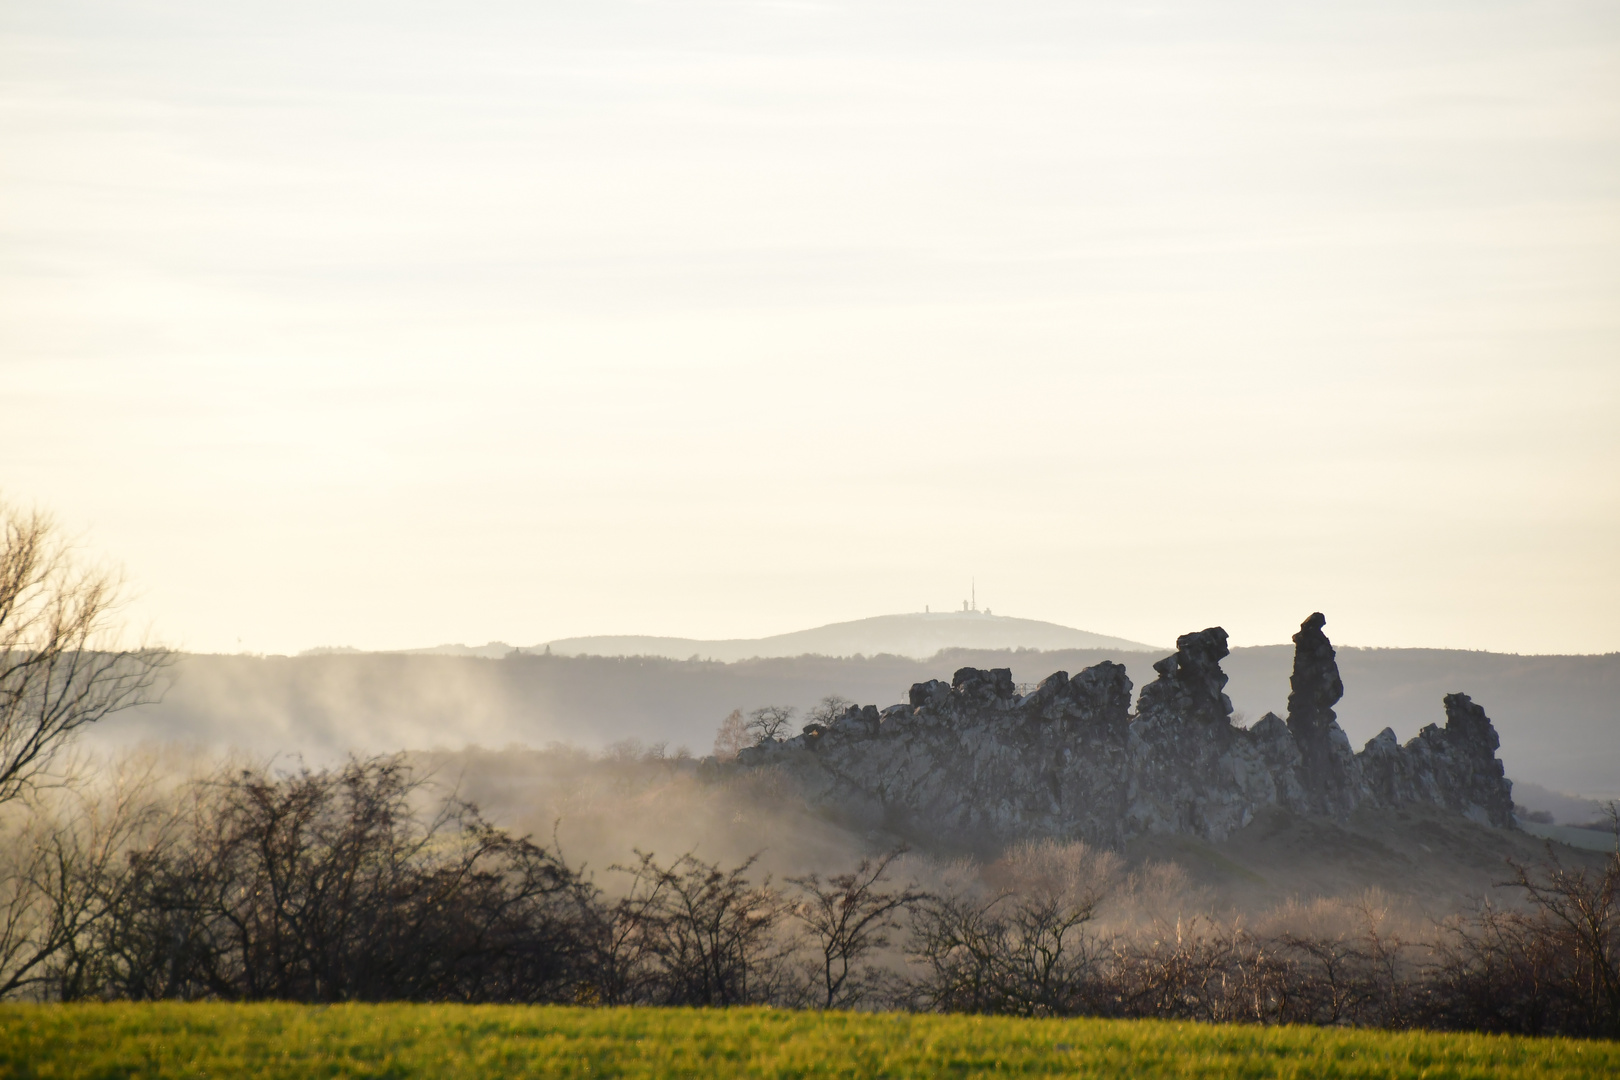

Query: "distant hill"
<box><xmin>541</xmin><ymin>611</ymin><xmax>1161</xmax><ymax>661</ymax></box>
<box><xmin>398</xmin><ymin>643</ymin><xmax>515</xmax><ymax>659</ymax></box>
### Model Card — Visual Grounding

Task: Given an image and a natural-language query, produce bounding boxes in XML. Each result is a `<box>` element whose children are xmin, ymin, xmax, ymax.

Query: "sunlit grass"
<box><xmin>2</xmin><ymin>1003</ymin><xmax>1615</xmax><ymax>1079</ymax></box>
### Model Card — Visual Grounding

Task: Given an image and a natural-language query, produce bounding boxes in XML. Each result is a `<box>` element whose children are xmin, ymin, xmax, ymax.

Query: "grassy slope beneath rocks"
<box><xmin>3</xmin><ymin>1004</ymin><xmax>1617</xmax><ymax>1079</ymax></box>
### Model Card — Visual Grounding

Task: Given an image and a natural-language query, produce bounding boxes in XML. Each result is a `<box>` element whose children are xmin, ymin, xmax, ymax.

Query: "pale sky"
<box><xmin>2</xmin><ymin>1</ymin><xmax>1617</xmax><ymax>656</ymax></box>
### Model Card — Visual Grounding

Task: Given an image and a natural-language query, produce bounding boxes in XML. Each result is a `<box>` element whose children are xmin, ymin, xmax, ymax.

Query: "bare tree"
<box><xmin>788</xmin><ymin>849</ymin><xmax>928</xmax><ymax>1009</ymax></box>
<box><xmin>902</xmin><ymin>842</ymin><xmax>1122</xmax><ymax>1018</ymax></box>
<box><xmin>906</xmin><ymin>887</ymin><xmax>1109</xmax><ymax>1017</ymax></box>
<box><xmin>605</xmin><ymin>850</ymin><xmax>792</xmax><ymax>1006</ymax></box>
<box><xmin>803</xmin><ymin>696</ymin><xmax>854</xmax><ymax>732</ymax></box>
<box><xmin>586</xmin><ymin>850</ymin><xmax>673</xmax><ymax>1005</ymax></box>
<box><xmin>744</xmin><ymin>706</ymin><xmax>797</xmax><ymax>746</ymax></box>
<box><xmin>0</xmin><ymin>756</ymin><xmax>175</xmax><ymax>999</ymax></box>
<box><xmin>712</xmin><ymin>710</ymin><xmax>749</xmax><ymax>762</ymax></box>
<box><xmin>0</xmin><ymin>503</ymin><xmax>170</xmax><ymax>804</ymax></box>
<box><xmin>1494</xmin><ymin>803</ymin><xmax>1620</xmax><ymax>1035</ymax></box>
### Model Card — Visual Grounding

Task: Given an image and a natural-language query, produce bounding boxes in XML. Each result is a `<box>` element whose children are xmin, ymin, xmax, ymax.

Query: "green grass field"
<box><xmin>2</xmin><ymin>1004</ymin><xmax>1615</xmax><ymax>1079</ymax></box>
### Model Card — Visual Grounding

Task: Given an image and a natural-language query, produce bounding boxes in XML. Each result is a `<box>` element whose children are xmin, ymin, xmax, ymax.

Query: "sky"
<box><xmin>1</xmin><ymin>0</ymin><xmax>1617</xmax><ymax>656</ymax></box>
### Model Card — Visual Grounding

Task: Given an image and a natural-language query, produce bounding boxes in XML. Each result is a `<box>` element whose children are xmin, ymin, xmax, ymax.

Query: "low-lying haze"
<box><xmin>91</xmin><ymin>637</ymin><xmax>1620</xmax><ymax>801</ymax></box>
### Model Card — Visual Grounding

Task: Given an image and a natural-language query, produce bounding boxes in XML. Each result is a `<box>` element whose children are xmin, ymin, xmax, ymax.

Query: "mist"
<box><xmin>89</xmin><ymin>643</ymin><xmax>1620</xmax><ymax>801</ymax></box>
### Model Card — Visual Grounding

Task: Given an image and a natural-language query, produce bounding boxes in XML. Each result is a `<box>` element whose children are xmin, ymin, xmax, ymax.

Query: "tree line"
<box><xmin>0</xmin><ymin>752</ymin><xmax>1613</xmax><ymax>1038</ymax></box>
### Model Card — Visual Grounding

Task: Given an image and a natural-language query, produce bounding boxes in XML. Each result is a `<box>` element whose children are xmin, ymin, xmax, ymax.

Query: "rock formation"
<box><xmin>1358</xmin><ymin>692</ymin><xmax>1515</xmax><ymax>827</ymax></box>
<box><xmin>1285</xmin><ymin>612</ymin><xmax>1361</xmax><ymax>818</ymax></box>
<box><xmin>735</xmin><ymin>613</ymin><xmax>1515</xmax><ymax>848</ymax></box>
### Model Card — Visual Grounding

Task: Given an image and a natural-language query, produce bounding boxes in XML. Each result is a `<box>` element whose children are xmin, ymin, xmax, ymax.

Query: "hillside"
<box><xmin>541</xmin><ymin>611</ymin><xmax>1161</xmax><ymax>661</ymax></box>
<box><xmin>92</xmin><ymin>643</ymin><xmax>1620</xmax><ymax>804</ymax></box>
<box><xmin>400</xmin><ymin>742</ymin><xmax>1611</xmax><ymax>917</ymax></box>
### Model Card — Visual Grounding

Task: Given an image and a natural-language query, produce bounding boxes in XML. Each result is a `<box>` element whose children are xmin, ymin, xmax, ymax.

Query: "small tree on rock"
<box><xmin>803</xmin><ymin>695</ymin><xmax>854</xmax><ymax>732</ymax></box>
<box><xmin>744</xmin><ymin>706</ymin><xmax>797</xmax><ymax>746</ymax></box>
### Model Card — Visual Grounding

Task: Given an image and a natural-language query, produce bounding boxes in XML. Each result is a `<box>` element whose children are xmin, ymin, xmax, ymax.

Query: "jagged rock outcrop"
<box><xmin>735</xmin><ymin>613</ymin><xmax>1516</xmax><ymax>848</ymax></box>
<box><xmin>1136</xmin><ymin>627</ymin><xmax>1234</xmax><ymax>726</ymax></box>
<box><xmin>1358</xmin><ymin>693</ymin><xmax>1515</xmax><ymax>827</ymax></box>
<box><xmin>1123</xmin><ymin>627</ymin><xmax>1278</xmax><ymax>842</ymax></box>
<box><xmin>1285</xmin><ymin>613</ymin><xmax>1361</xmax><ymax>818</ymax></box>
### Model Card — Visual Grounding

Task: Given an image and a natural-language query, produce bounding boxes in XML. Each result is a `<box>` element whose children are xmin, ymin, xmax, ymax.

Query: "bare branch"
<box><xmin>0</xmin><ymin>502</ymin><xmax>172</xmax><ymax>805</ymax></box>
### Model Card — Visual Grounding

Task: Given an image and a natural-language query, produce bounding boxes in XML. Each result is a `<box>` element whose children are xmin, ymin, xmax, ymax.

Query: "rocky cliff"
<box><xmin>735</xmin><ymin>613</ymin><xmax>1515</xmax><ymax>848</ymax></box>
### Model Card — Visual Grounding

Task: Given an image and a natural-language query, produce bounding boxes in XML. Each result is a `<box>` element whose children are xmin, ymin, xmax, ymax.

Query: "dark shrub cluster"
<box><xmin>55</xmin><ymin>758</ymin><xmax>598</xmax><ymax>1003</ymax></box>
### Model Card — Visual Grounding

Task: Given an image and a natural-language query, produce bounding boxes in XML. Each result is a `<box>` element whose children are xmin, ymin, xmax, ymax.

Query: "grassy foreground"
<box><xmin>2</xmin><ymin>1004</ymin><xmax>1616</xmax><ymax>1079</ymax></box>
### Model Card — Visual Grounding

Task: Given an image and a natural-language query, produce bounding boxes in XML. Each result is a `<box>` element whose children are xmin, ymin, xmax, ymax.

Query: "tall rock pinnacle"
<box><xmin>1285</xmin><ymin>612</ymin><xmax>1359</xmax><ymax>817</ymax></box>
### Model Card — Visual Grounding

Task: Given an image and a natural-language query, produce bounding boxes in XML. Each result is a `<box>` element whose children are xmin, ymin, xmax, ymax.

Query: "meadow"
<box><xmin>2</xmin><ymin>1004</ymin><xmax>1616</xmax><ymax>1079</ymax></box>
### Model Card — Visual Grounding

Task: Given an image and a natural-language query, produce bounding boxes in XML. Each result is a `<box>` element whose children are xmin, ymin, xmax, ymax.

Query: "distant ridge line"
<box><xmin>539</xmin><ymin>612</ymin><xmax>1162</xmax><ymax>663</ymax></box>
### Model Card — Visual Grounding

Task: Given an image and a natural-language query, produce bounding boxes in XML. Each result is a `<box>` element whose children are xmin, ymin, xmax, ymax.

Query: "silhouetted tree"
<box><xmin>802</xmin><ymin>696</ymin><xmax>854</xmax><ymax>732</ymax></box>
<box><xmin>0</xmin><ymin>502</ymin><xmax>169</xmax><ymax>804</ymax></box>
<box><xmin>605</xmin><ymin>850</ymin><xmax>791</xmax><ymax>1005</ymax></box>
<box><xmin>1427</xmin><ymin>805</ymin><xmax>1620</xmax><ymax>1036</ymax></box>
<box><xmin>1504</xmin><ymin>805</ymin><xmax>1620</xmax><ymax>1035</ymax></box>
<box><xmin>788</xmin><ymin>849</ymin><xmax>926</xmax><ymax>1009</ymax></box>
<box><xmin>744</xmin><ymin>706</ymin><xmax>797</xmax><ymax>746</ymax></box>
<box><xmin>906</xmin><ymin>885</ymin><xmax>1108</xmax><ymax>1016</ymax></box>
<box><xmin>0</xmin><ymin>762</ymin><xmax>173</xmax><ymax>998</ymax></box>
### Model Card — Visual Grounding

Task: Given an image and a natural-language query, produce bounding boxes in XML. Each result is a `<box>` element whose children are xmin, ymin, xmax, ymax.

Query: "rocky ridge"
<box><xmin>735</xmin><ymin>614</ymin><xmax>1515</xmax><ymax>847</ymax></box>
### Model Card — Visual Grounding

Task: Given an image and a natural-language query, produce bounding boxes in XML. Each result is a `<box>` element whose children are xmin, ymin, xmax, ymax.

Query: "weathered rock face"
<box><xmin>1358</xmin><ymin>693</ymin><xmax>1516</xmax><ymax>827</ymax></box>
<box><xmin>1123</xmin><ymin>627</ymin><xmax>1274</xmax><ymax>842</ymax></box>
<box><xmin>736</xmin><ymin>613</ymin><xmax>1516</xmax><ymax>848</ymax></box>
<box><xmin>1136</xmin><ymin>627</ymin><xmax>1234</xmax><ymax>726</ymax></box>
<box><xmin>1285</xmin><ymin>612</ymin><xmax>1361</xmax><ymax>819</ymax></box>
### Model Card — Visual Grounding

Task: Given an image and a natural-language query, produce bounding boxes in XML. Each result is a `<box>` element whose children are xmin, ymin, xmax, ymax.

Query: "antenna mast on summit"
<box><xmin>972</xmin><ymin>578</ymin><xmax>976</xmax><ymax>612</ymax></box>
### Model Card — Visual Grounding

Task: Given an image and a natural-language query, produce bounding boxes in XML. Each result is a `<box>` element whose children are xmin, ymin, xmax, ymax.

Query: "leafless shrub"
<box><xmin>0</xmin><ymin>757</ymin><xmax>175</xmax><ymax>998</ymax></box>
<box><xmin>1104</xmin><ymin>916</ymin><xmax>1256</xmax><ymax>1022</ymax></box>
<box><xmin>1102</xmin><ymin>860</ymin><xmax>1205</xmax><ymax>933</ymax></box>
<box><xmin>1503</xmin><ymin>806</ymin><xmax>1620</xmax><ymax>1034</ymax></box>
<box><xmin>45</xmin><ymin>756</ymin><xmax>598</xmax><ymax>1003</ymax></box>
<box><xmin>1425</xmin><ymin>903</ymin><xmax>1565</xmax><ymax>1034</ymax></box>
<box><xmin>891</xmin><ymin>827</ymin><xmax>1617</xmax><ymax>1038</ymax></box>
<box><xmin>0</xmin><ymin>737</ymin><xmax>1614</xmax><ymax>1035</ymax></box>
<box><xmin>787</xmin><ymin>848</ymin><xmax>927</xmax><ymax>1009</ymax></box>
<box><xmin>1265</xmin><ymin>894</ymin><xmax>1421</xmax><ymax>1028</ymax></box>
<box><xmin>600</xmin><ymin>850</ymin><xmax>792</xmax><ymax>1005</ymax></box>
<box><xmin>1422</xmin><ymin>808</ymin><xmax>1619</xmax><ymax>1037</ymax></box>
<box><xmin>903</xmin><ymin>841</ymin><xmax>1117</xmax><ymax>1017</ymax></box>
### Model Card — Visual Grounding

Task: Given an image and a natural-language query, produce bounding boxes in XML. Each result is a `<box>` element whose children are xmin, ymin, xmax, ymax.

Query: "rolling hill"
<box><xmin>539</xmin><ymin>611</ymin><xmax>1161</xmax><ymax>661</ymax></box>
